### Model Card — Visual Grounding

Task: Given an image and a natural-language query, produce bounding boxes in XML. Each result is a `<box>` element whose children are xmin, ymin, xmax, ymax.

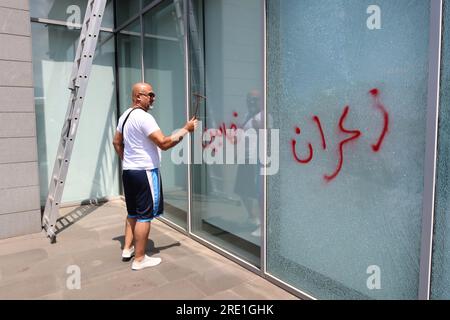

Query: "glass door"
<box><xmin>143</xmin><ymin>0</ymin><xmax>189</xmax><ymax>229</ymax></box>
<box><xmin>189</xmin><ymin>0</ymin><xmax>265</xmax><ymax>267</ymax></box>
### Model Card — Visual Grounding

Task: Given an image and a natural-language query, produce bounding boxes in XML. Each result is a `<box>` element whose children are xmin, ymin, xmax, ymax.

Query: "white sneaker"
<box><xmin>131</xmin><ymin>255</ymin><xmax>162</xmax><ymax>270</ymax></box>
<box><xmin>122</xmin><ymin>246</ymin><xmax>135</xmax><ymax>260</ymax></box>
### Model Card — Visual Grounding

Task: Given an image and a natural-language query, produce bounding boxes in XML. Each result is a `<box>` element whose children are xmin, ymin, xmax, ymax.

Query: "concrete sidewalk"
<box><xmin>0</xmin><ymin>200</ymin><xmax>298</xmax><ymax>300</ymax></box>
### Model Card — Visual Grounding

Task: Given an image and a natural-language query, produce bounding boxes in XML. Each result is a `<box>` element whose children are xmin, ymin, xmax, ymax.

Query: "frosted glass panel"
<box><xmin>190</xmin><ymin>0</ymin><xmax>264</xmax><ymax>267</ymax></box>
<box><xmin>30</xmin><ymin>0</ymin><xmax>114</xmax><ymax>29</ymax></box>
<box><xmin>143</xmin><ymin>0</ymin><xmax>188</xmax><ymax>229</ymax></box>
<box><xmin>431</xmin><ymin>0</ymin><xmax>450</xmax><ymax>300</ymax></box>
<box><xmin>32</xmin><ymin>24</ymin><xmax>119</xmax><ymax>203</ymax></box>
<box><xmin>267</xmin><ymin>0</ymin><xmax>430</xmax><ymax>299</ymax></box>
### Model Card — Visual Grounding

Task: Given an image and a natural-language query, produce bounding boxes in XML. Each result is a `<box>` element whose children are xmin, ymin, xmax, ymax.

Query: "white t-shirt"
<box><xmin>117</xmin><ymin>108</ymin><xmax>161</xmax><ymax>170</ymax></box>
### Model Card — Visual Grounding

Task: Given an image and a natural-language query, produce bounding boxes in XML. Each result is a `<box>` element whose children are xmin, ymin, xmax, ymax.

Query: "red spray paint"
<box><xmin>323</xmin><ymin>106</ymin><xmax>361</xmax><ymax>182</ymax></box>
<box><xmin>369</xmin><ymin>89</ymin><xmax>389</xmax><ymax>152</ymax></box>
<box><xmin>291</xmin><ymin>126</ymin><xmax>314</xmax><ymax>164</ymax></box>
<box><xmin>313</xmin><ymin>116</ymin><xmax>327</xmax><ymax>150</ymax></box>
<box><xmin>290</xmin><ymin>88</ymin><xmax>390</xmax><ymax>183</ymax></box>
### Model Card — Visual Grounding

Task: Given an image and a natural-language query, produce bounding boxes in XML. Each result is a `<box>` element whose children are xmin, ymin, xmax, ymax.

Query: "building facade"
<box><xmin>0</xmin><ymin>0</ymin><xmax>449</xmax><ymax>299</ymax></box>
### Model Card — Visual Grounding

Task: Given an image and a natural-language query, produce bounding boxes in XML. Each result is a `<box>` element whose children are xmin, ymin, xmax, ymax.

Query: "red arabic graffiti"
<box><xmin>323</xmin><ymin>106</ymin><xmax>362</xmax><ymax>182</ymax></box>
<box><xmin>202</xmin><ymin>112</ymin><xmax>240</xmax><ymax>153</ymax></box>
<box><xmin>369</xmin><ymin>88</ymin><xmax>389</xmax><ymax>152</ymax></box>
<box><xmin>291</xmin><ymin>127</ymin><xmax>313</xmax><ymax>164</ymax></box>
<box><xmin>312</xmin><ymin>116</ymin><xmax>327</xmax><ymax>150</ymax></box>
<box><xmin>291</xmin><ymin>88</ymin><xmax>390</xmax><ymax>183</ymax></box>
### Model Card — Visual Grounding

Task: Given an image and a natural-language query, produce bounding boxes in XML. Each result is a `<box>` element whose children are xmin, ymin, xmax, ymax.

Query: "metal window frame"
<box><xmin>262</xmin><ymin>0</ymin><xmax>268</xmax><ymax>279</ymax></box>
<box><xmin>140</xmin><ymin>0</ymin><xmax>145</xmax><ymax>82</ymax></box>
<box><xmin>113</xmin><ymin>0</ymin><xmax>123</xmax><ymax>196</ymax></box>
<box><xmin>30</xmin><ymin>17</ymin><xmax>114</xmax><ymax>32</ymax></box>
<box><xmin>185</xmin><ymin>0</ymin><xmax>193</xmax><ymax>235</ymax></box>
<box><xmin>114</xmin><ymin>0</ymin><xmax>164</xmax><ymax>33</ymax></box>
<box><xmin>418</xmin><ymin>0</ymin><xmax>443</xmax><ymax>301</ymax></box>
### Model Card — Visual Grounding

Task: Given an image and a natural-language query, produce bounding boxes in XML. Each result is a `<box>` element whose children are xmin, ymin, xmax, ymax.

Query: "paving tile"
<box><xmin>0</xmin><ymin>201</ymin><xmax>297</xmax><ymax>300</ymax></box>
<box><xmin>62</xmin><ymin>268</ymin><xmax>168</xmax><ymax>300</ymax></box>
<box><xmin>0</xmin><ymin>274</ymin><xmax>60</xmax><ymax>299</ymax></box>
<box><xmin>63</xmin><ymin>245</ymin><xmax>135</xmax><ymax>286</ymax></box>
<box><xmin>202</xmin><ymin>289</ymin><xmax>244</xmax><ymax>300</ymax></box>
<box><xmin>159</xmin><ymin>241</ymin><xmax>200</xmax><ymax>261</ymax></box>
<box><xmin>124</xmin><ymin>278</ymin><xmax>206</xmax><ymax>300</ymax></box>
<box><xmin>188</xmin><ymin>267</ymin><xmax>249</xmax><ymax>296</ymax></box>
<box><xmin>230</xmin><ymin>277</ymin><xmax>299</xmax><ymax>300</ymax></box>
<box><xmin>39</xmin><ymin>292</ymin><xmax>64</xmax><ymax>300</ymax></box>
<box><xmin>164</xmin><ymin>252</ymin><xmax>225</xmax><ymax>273</ymax></box>
<box><xmin>157</xmin><ymin>260</ymin><xmax>198</xmax><ymax>283</ymax></box>
<box><xmin>0</xmin><ymin>248</ymin><xmax>48</xmax><ymax>278</ymax></box>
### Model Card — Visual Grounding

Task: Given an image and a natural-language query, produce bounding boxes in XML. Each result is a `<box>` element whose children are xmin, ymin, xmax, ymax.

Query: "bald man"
<box><xmin>113</xmin><ymin>83</ymin><xmax>198</xmax><ymax>270</ymax></box>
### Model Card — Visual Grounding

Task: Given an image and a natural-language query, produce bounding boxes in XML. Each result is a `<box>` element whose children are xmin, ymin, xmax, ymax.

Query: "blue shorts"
<box><xmin>122</xmin><ymin>168</ymin><xmax>164</xmax><ymax>222</ymax></box>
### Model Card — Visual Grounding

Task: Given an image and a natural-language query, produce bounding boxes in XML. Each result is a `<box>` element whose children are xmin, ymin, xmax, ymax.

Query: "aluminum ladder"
<box><xmin>42</xmin><ymin>0</ymin><xmax>107</xmax><ymax>243</ymax></box>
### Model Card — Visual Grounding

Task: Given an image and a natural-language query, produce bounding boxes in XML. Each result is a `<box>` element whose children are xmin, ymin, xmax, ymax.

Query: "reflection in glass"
<box><xmin>143</xmin><ymin>0</ymin><xmax>188</xmax><ymax>229</ymax></box>
<box><xmin>30</xmin><ymin>0</ymin><xmax>114</xmax><ymax>29</ymax></box>
<box><xmin>31</xmin><ymin>23</ymin><xmax>119</xmax><ymax>204</ymax></box>
<box><xmin>115</xmin><ymin>0</ymin><xmax>141</xmax><ymax>29</ymax></box>
<box><xmin>117</xmin><ymin>19</ymin><xmax>142</xmax><ymax>113</ymax></box>
<box><xmin>143</xmin><ymin>0</ymin><xmax>159</xmax><ymax>10</ymax></box>
<box><xmin>189</xmin><ymin>0</ymin><xmax>264</xmax><ymax>267</ymax></box>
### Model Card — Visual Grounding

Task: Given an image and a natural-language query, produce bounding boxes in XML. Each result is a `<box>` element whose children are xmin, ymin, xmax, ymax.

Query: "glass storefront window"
<box><xmin>267</xmin><ymin>0</ymin><xmax>431</xmax><ymax>299</ymax></box>
<box><xmin>143</xmin><ymin>0</ymin><xmax>158</xmax><ymax>10</ymax></box>
<box><xmin>143</xmin><ymin>0</ymin><xmax>188</xmax><ymax>228</ymax></box>
<box><xmin>189</xmin><ymin>0</ymin><xmax>264</xmax><ymax>267</ymax></box>
<box><xmin>32</xmin><ymin>23</ymin><xmax>119</xmax><ymax>203</ymax></box>
<box><xmin>26</xmin><ymin>0</ymin><xmax>450</xmax><ymax>300</ymax></box>
<box><xmin>431</xmin><ymin>0</ymin><xmax>450</xmax><ymax>300</ymax></box>
<box><xmin>117</xmin><ymin>19</ymin><xmax>142</xmax><ymax>113</ymax></box>
<box><xmin>30</xmin><ymin>0</ymin><xmax>114</xmax><ymax>29</ymax></box>
<box><xmin>115</xmin><ymin>0</ymin><xmax>141</xmax><ymax>29</ymax></box>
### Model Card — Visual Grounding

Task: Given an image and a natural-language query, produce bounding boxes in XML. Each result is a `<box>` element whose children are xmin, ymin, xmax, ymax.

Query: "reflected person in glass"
<box><xmin>234</xmin><ymin>89</ymin><xmax>266</xmax><ymax>238</ymax></box>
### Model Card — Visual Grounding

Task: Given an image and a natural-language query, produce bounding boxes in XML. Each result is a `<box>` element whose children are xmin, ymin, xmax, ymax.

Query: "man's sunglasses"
<box><xmin>140</xmin><ymin>92</ymin><xmax>156</xmax><ymax>98</ymax></box>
